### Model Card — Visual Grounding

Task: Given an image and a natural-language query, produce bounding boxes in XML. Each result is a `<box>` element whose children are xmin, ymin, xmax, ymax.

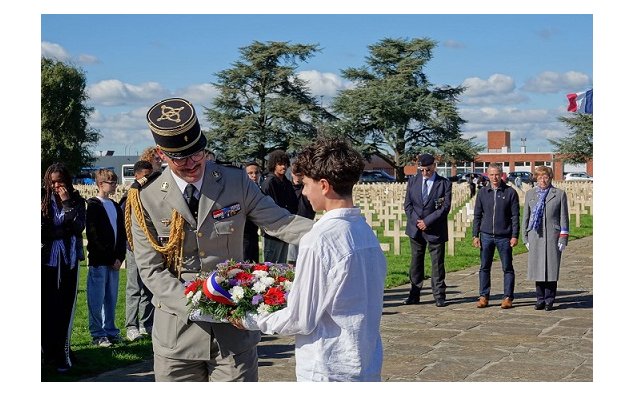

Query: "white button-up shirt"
<box><xmin>256</xmin><ymin>207</ymin><xmax>387</xmax><ymax>381</ymax></box>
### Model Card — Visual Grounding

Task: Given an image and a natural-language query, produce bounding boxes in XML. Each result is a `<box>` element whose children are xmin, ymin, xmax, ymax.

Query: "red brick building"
<box><xmin>371</xmin><ymin>131</ymin><xmax>592</xmax><ymax>181</ymax></box>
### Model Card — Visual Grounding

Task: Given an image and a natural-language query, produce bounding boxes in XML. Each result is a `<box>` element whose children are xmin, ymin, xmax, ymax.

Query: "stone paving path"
<box><xmin>84</xmin><ymin>236</ymin><xmax>592</xmax><ymax>382</ymax></box>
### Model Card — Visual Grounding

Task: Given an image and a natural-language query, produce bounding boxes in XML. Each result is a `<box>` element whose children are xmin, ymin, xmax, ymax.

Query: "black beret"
<box><xmin>417</xmin><ymin>153</ymin><xmax>435</xmax><ymax>166</ymax></box>
<box><xmin>146</xmin><ymin>98</ymin><xmax>207</xmax><ymax>159</ymax></box>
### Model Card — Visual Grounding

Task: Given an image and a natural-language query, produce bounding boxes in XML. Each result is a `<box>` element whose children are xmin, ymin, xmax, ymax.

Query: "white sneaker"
<box><xmin>139</xmin><ymin>326</ymin><xmax>152</xmax><ymax>336</ymax></box>
<box><xmin>126</xmin><ymin>328</ymin><xmax>141</xmax><ymax>341</ymax></box>
<box><xmin>92</xmin><ymin>336</ymin><xmax>112</xmax><ymax>347</ymax></box>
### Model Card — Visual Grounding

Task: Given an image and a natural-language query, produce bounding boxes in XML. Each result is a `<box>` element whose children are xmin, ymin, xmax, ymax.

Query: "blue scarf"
<box><xmin>528</xmin><ymin>186</ymin><xmax>551</xmax><ymax>232</ymax></box>
<box><xmin>47</xmin><ymin>195</ymin><xmax>77</xmax><ymax>270</ymax></box>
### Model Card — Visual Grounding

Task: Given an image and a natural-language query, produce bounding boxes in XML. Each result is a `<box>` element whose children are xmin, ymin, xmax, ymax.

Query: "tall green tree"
<box><xmin>332</xmin><ymin>37</ymin><xmax>466</xmax><ymax>181</ymax></box>
<box><xmin>548</xmin><ymin>113</ymin><xmax>593</xmax><ymax>164</ymax></box>
<box><xmin>41</xmin><ymin>57</ymin><xmax>100</xmax><ymax>177</ymax></box>
<box><xmin>204</xmin><ymin>41</ymin><xmax>332</xmax><ymax>166</ymax></box>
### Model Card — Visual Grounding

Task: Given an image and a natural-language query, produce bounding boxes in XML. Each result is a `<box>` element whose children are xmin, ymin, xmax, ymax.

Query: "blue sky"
<box><xmin>41</xmin><ymin>14</ymin><xmax>592</xmax><ymax>156</ymax></box>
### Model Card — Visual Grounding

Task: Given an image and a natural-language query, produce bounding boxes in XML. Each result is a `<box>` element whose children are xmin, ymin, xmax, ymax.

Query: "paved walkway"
<box><xmin>84</xmin><ymin>236</ymin><xmax>592</xmax><ymax>382</ymax></box>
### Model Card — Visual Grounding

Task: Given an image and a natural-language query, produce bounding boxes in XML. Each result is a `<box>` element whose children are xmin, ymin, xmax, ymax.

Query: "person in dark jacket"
<box><xmin>472</xmin><ymin>163</ymin><xmax>520</xmax><ymax>309</ymax></box>
<box><xmin>261</xmin><ymin>150</ymin><xmax>298</xmax><ymax>263</ymax></box>
<box><xmin>41</xmin><ymin>163</ymin><xmax>86</xmax><ymax>373</ymax></box>
<box><xmin>243</xmin><ymin>161</ymin><xmax>263</xmax><ymax>262</ymax></box>
<box><xmin>403</xmin><ymin>154</ymin><xmax>452</xmax><ymax>307</ymax></box>
<box><xmin>120</xmin><ymin>160</ymin><xmax>155</xmax><ymax>341</ymax></box>
<box><xmin>86</xmin><ymin>168</ymin><xmax>127</xmax><ymax>347</ymax></box>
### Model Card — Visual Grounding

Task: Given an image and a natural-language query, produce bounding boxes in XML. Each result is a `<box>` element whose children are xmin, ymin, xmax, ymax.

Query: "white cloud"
<box><xmin>41</xmin><ymin>41</ymin><xmax>99</xmax><ymax>65</ymax></box>
<box><xmin>523</xmin><ymin>70</ymin><xmax>592</xmax><ymax>93</ymax></box>
<box><xmin>297</xmin><ymin>70</ymin><xmax>354</xmax><ymax>98</ymax></box>
<box><xmin>463</xmin><ymin>74</ymin><xmax>516</xmax><ymax>97</ymax></box>
<box><xmin>443</xmin><ymin>39</ymin><xmax>465</xmax><ymax>49</ymax></box>
<box><xmin>89</xmin><ymin>106</ymin><xmax>156</xmax><ymax>154</ymax></box>
<box><xmin>458</xmin><ymin>106</ymin><xmax>569</xmax><ymax>152</ymax></box>
<box><xmin>78</xmin><ymin>54</ymin><xmax>99</xmax><ymax>64</ymax></box>
<box><xmin>41</xmin><ymin>41</ymin><xmax>71</xmax><ymax>62</ymax></box>
<box><xmin>87</xmin><ymin>80</ymin><xmax>169</xmax><ymax>106</ymax></box>
<box><xmin>175</xmin><ymin>83</ymin><xmax>220</xmax><ymax>106</ymax></box>
<box><xmin>460</xmin><ymin>74</ymin><xmax>527</xmax><ymax>105</ymax></box>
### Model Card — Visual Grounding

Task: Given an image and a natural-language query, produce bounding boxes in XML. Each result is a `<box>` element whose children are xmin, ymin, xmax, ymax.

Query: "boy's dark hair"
<box><xmin>244</xmin><ymin>161</ymin><xmax>260</xmax><ymax>169</ymax></box>
<box><xmin>134</xmin><ymin>160</ymin><xmax>153</xmax><ymax>174</ymax></box>
<box><xmin>267</xmin><ymin>150</ymin><xmax>290</xmax><ymax>172</ymax></box>
<box><xmin>294</xmin><ymin>138</ymin><xmax>365</xmax><ymax>196</ymax></box>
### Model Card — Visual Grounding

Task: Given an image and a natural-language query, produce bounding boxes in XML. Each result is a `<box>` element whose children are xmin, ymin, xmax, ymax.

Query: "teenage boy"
<box><xmin>120</xmin><ymin>161</ymin><xmax>155</xmax><ymax>341</ymax></box>
<box><xmin>235</xmin><ymin>138</ymin><xmax>387</xmax><ymax>382</ymax></box>
<box><xmin>86</xmin><ymin>168</ymin><xmax>126</xmax><ymax>347</ymax></box>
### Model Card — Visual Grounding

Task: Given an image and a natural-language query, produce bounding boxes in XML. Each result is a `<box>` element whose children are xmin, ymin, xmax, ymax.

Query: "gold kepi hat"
<box><xmin>146</xmin><ymin>97</ymin><xmax>207</xmax><ymax>158</ymax></box>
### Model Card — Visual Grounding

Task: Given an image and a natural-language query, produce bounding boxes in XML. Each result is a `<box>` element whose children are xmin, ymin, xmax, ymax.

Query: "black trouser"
<box><xmin>408</xmin><ymin>235</ymin><xmax>446</xmax><ymax>300</ymax></box>
<box><xmin>42</xmin><ymin>263</ymin><xmax>79</xmax><ymax>368</ymax></box>
<box><xmin>535</xmin><ymin>281</ymin><xmax>557</xmax><ymax>305</ymax></box>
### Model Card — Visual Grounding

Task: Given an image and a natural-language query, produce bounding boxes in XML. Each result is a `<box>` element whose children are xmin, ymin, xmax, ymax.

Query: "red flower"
<box><xmin>253</xmin><ymin>264</ymin><xmax>269</xmax><ymax>272</ymax></box>
<box><xmin>184</xmin><ymin>279</ymin><xmax>203</xmax><ymax>295</ymax></box>
<box><xmin>235</xmin><ymin>271</ymin><xmax>254</xmax><ymax>284</ymax></box>
<box><xmin>263</xmin><ymin>287</ymin><xmax>286</xmax><ymax>306</ymax></box>
<box><xmin>277</xmin><ymin>276</ymin><xmax>288</xmax><ymax>283</ymax></box>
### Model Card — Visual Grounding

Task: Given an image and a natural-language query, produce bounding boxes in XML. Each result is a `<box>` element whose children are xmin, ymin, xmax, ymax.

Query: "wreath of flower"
<box><xmin>185</xmin><ymin>259</ymin><xmax>294</xmax><ymax>321</ymax></box>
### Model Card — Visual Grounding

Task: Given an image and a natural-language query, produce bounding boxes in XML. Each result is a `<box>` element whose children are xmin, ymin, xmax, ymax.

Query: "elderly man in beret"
<box><xmin>128</xmin><ymin>98</ymin><xmax>314</xmax><ymax>381</ymax></box>
<box><xmin>403</xmin><ymin>153</ymin><xmax>452</xmax><ymax>307</ymax></box>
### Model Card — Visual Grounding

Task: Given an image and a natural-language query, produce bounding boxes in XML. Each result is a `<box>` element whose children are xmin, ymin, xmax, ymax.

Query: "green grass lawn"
<box><xmin>42</xmin><ymin>210</ymin><xmax>593</xmax><ymax>381</ymax></box>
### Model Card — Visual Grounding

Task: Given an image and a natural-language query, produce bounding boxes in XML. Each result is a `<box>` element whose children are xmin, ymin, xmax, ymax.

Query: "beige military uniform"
<box><xmin>131</xmin><ymin>161</ymin><xmax>313</xmax><ymax>380</ymax></box>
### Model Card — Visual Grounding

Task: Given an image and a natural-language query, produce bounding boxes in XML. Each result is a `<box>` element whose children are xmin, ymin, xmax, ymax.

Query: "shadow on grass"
<box><xmin>42</xmin><ymin>338</ymin><xmax>153</xmax><ymax>382</ymax></box>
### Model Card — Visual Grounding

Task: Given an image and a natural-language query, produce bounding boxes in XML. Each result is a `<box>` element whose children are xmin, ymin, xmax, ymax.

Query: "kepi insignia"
<box><xmin>160</xmin><ymin>218</ymin><xmax>171</xmax><ymax>226</ymax></box>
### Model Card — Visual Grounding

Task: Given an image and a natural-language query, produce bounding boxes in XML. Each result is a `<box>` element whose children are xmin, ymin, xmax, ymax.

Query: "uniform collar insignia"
<box><xmin>161</xmin><ymin>182</ymin><xmax>169</xmax><ymax>191</ymax></box>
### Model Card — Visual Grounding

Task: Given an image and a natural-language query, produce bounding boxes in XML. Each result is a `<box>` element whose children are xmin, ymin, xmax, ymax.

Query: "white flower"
<box><xmin>252</xmin><ymin>281</ymin><xmax>267</xmax><ymax>294</ymax></box>
<box><xmin>261</xmin><ymin>276</ymin><xmax>275</xmax><ymax>287</ymax></box>
<box><xmin>192</xmin><ymin>290</ymin><xmax>202</xmax><ymax>304</ymax></box>
<box><xmin>282</xmin><ymin>280</ymin><xmax>293</xmax><ymax>292</ymax></box>
<box><xmin>257</xmin><ymin>303</ymin><xmax>271</xmax><ymax>315</ymax></box>
<box><xmin>186</xmin><ymin>291</ymin><xmax>194</xmax><ymax>299</ymax></box>
<box><xmin>252</xmin><ymin>270</ymin><xmax>268</xmax><ymax>279</ymax></box>
<box><xmin>230</xmin><ymin>285</ymin><xmax>245</xmax><ymax>303</ymax></box>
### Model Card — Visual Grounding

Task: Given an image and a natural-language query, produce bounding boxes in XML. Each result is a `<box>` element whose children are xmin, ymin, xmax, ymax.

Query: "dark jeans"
<box><xmin>263</xmin><ymin>236</ymin><xmax>288</xmax><ymax>264</ymax></box>
<box><xmin>408</xmin><ymin>236</ymin><xmax>446</xmax><ymax>300</ymax></box>
<box><xmin>535</xmin><ymin>281</ymin><xmax>557</xmax><ymax>305</ymax></box>
<box><xmin>479</xmin><ymin>233</ymin><xmax>515</xmax><ymax>299</ymax></box>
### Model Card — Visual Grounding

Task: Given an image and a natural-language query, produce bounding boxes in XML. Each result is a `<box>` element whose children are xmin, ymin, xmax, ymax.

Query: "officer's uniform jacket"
<box><xmin>131</xmin><ymin>161</ymin><xmax>314</xmax><ymax>360</ymax></box>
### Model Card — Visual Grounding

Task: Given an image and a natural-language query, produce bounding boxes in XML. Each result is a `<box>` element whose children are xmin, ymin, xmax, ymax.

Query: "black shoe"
<box><xmin>534</xmin><ymin>302</ymin><xmax>546</xmax><ymax>310</ymax></box>
<box><xmin>402</xmin><ymin>297</ymin><xmax>420</xmax><ymax>305</ymax></box>
<box><xmin>435</xmin><ymin>299</ymin><xmax>447</xmax><ymax>307</ymax></box>
<box><xmin>544</xmin><ymin>303</ymin><xmax>554</xmax><ymax>311</ymax></box>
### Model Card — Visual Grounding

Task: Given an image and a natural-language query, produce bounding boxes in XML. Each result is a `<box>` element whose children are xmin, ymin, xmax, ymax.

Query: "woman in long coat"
<box><xmin>521</xmin><ymin>166</ymin><xmax>569</xmax><ymax>311</ymax></box>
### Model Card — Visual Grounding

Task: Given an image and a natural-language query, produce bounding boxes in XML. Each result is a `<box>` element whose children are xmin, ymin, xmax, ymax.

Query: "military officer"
<box><xmin>127</xmin><ymin>97</ymin><xmax>314</xmax><ymax>381</ymax></box>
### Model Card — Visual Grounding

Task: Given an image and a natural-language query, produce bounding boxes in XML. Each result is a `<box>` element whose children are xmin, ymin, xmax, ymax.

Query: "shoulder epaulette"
<box><xmin>131</xmin><ymin>170</ymin><xmax>162</xmax><ymax>190</ymax></box>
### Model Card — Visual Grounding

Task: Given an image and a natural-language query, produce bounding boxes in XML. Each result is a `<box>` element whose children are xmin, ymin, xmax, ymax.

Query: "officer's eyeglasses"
<box><xmin>171</xmin><ymin>150</ymin><xmax>205</xmax><ymax>166</ymax></box>
<box><xmin>417</xmin><ymin>166</ymin><xmax>435</xmax><ymax>173</ymax></box>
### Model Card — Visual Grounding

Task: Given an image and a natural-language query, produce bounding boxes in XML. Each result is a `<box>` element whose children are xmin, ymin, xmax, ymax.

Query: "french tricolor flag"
<box><xmin>567</xmin><ymin>89</ymin><xmax>593</xmax><ymax>114</ymax></box>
